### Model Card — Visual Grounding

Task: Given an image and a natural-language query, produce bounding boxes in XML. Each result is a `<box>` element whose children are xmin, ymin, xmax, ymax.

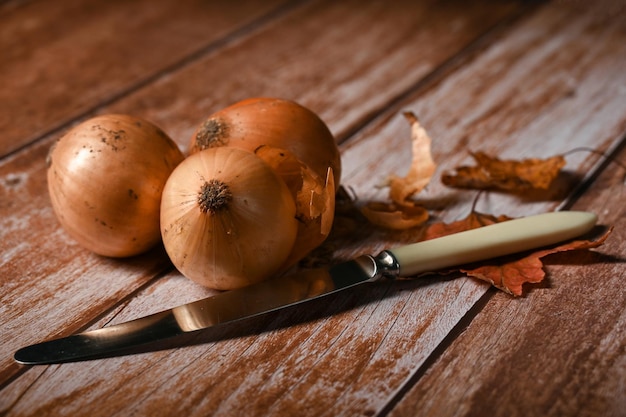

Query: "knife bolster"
<box><xmin>371</xmin><ymin>250</ymin><xmax>401</xmax><ymax>281</ymax></box>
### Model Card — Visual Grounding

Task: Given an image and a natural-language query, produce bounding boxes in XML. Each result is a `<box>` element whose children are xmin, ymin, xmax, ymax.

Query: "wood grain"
<box><xmin>385</xmin><ymin>6</ymin><xmax>626</xmax><ymax>414</ymax></box>
<box><xmin>1</xmin><ymin>1</ymin><xmax>624</xmax><ymax>416</ymax></box>
<box><xmin>0</xmin><ymin>0</ymin><xmax>293</xmax><ymax>157</ymax></box>
<box><xmin>100</xmin><ymin>0</ymin><xmax>526</xmax><ymax>149</ymax></box>
<box><xmin>388</xmin><ymin>145</ymin><xmax>626</xmax><ymax>417</ymax></box>
<box><xmin>340</xmin><ymin>0</ymin><xmax>626</xmax><ymax>220</ymax></box>
<box><xmin>0</xmin><ymin>0</ymin><xmax>526</xmax><ymax>388</ymax></box>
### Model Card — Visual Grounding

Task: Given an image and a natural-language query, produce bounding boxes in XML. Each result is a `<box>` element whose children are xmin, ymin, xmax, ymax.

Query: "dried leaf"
<box><xmin>462</xmin><ymin>228</ymin><xmax>612</xmax><ymax>296</ymax></box>
<box><xmin>388</xmin><ymin>112</ymin><xmax>437</xmax><ymax>205</ymax></box>
<box><xmin>361</xmin><ymin>201</ymin><xmax>429</xmax><ymax>230</ymax></box>
<box><xmin>421</xmin><ymin>211</ymin><xmax>612</xmax><ymax>296</ymax></box>
<box><xmin>442</xmin><ymin>151</ymin><xmax>566</xmax><ymax>191</ymax></box>
<box><xmin>360</xmin><ymin>112</ymin><xmax>435</xmax><ymax>230</ymax></box>
<box><xmin>422</xmin><ymin>211</ymin><xmax>512</xmax><ymax>240</ymax></box>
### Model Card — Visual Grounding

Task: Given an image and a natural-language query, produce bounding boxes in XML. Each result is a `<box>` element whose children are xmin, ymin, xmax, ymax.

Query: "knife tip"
<box><xmin>14</xmin><ymin>346</ymin><xmax>39</xmax><ymax>365</ymax></box>
<box><xmin>13</xmin><ymin>341</ymin><xmax>66</xmax><ymax>366</ymax></box>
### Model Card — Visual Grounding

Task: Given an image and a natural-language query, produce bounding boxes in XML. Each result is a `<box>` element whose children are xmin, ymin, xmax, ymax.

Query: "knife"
<box><xmin>14</xmin><ymin>211</ymin><xmax>597</xmax><ymax>365</ymax></box>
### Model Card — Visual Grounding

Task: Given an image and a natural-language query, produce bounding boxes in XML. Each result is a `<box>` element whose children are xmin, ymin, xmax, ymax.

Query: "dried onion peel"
<box><xmin>189</xmin><ymin>97</ymin><xmax>340</xmax><ymax>271</ymax></box>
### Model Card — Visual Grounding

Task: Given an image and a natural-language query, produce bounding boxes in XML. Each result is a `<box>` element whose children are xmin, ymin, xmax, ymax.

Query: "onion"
<box><xmin>188</xmin><ymin>98</ymin><xmax>340</xmax><ymax>270</ymax></box>
<box><xmin>160</xmin><ymin>147</ymin><xmax>299</xmax><ymax>290</ymax></box>
<box><xmin>188</xmin><ymin>97</ymin><xmax>341</xmax><ymax>190</ymax></box>
<box><xmin>47</xmin><ymin>114</ymin><xmax>184</xmax><ymax>257</ymax></box>
<box><xmin>254</xmin><ymin>145</ymin><xmax>335</xmax><ymax>270</ymax></box>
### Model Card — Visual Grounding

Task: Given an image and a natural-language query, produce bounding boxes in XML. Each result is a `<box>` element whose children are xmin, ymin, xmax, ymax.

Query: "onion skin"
<box><xmin>188</xmin><ymin>98</ymin><xmax>341</xmax><ymax>270</ymax></box>
<box><xmin>47</xmin><ymin>114</ymin><xmax>184</xmax><ymax>257</ymax></box>
<box><xmin>160</xmin><ymin>147</ymin><xmax>299</xmax><ymax>290</ymax></box>
<box><xmin>254</xmin><ymin>145</ymin><xmax>335</xmax><ymax>271</ymax></box>
<box><xmin>188</xmin><ymin>97</ymin><xmax>341</xmax><ymax>191</ymax></box>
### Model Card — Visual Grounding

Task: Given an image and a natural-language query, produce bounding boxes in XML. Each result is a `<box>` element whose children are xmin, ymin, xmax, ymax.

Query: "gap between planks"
<box><xmin>329</xmin><ymin>1</ymin><xmax>547</xmax><ymax>149</ymax></box>
<box><xmin>0</xmin><ymin>0</ymin><xmax>550</xmax><ymax>392</ymax></box>
<box><xmin>375</xmin><ymin>131</ymin><xmax>626</xmax><ymax>417</ymax></box>
<box><xmin>0</xmin><ymin>0</ymin><xmax>307</xmax><ymax>161</ymax></box>
<box><xmin>0</xmin><ymin>0</ymin><xmax>532</xmax><ymax>390</ymax></box>
<box><xmin>0</xmin><ymin>0</ymin><xmax>542</xmax><ymax>163</ymax></box>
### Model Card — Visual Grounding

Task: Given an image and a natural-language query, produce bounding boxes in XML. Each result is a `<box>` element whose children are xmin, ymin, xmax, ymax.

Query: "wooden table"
<box><xmin>1</xmin><ymin>1</ymin><xmax>624</xmax><ymax>416</ymax></box>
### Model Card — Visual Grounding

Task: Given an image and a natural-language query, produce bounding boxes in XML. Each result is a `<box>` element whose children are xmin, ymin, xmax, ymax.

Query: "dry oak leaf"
<box><xmin>361</xmin><ymin>112</ymin><xmax>436</xmax><ymax>230</ymax></box>
<box><xmin>442</xmin><ymin>151</ymin><xmax>566</xmax><ymax>191</ymax></box>
<box><xmin>421</xmin><ymin>211</ymin><xmax>612</xmax><ymax>296</ymax></box>
<box><xmin>388</xmin><ymin>112</ymin><xmax>437</xmax><ymax>204</ymax></box>
<box><xmin>361</xmin><ymin>201</ymin><xmax>429</xmax><ymax>230</ymax></box>
<box><xmin>422</xmin><ymin>211</ymin><xmax>513</xmax><ymax>240</ymax></box>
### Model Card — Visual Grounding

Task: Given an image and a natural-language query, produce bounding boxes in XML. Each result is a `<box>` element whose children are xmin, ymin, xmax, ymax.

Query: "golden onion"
<box><xmin>47</xmin><ymin>114</ymin><xmax>184</xmax><ymax>257</ymax></box>
<box><xmin>188</xmin><ymin>98</ymin><xmax>340</xmax><ymax>270</ymax></box>
<box><xmin>160</xmin><ymin>147</ymin><xmax>299</xmax><ymax>290</ymax></box>
<box><xmin>188</xmin><ymin>97</ymin><xmax>341</xmax><ymax>190</ymax></box>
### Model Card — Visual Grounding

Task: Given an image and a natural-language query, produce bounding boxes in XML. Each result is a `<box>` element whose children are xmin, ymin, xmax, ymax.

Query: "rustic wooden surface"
<box><xmin>1</xmin><ymin>1</ymin><xmax>624</xmax><ymax>416</ymax></box>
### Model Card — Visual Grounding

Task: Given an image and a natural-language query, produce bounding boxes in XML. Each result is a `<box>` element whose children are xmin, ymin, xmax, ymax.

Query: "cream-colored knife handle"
<box><xmin>388</xmin><ymin>211</ymin><xmax>597</xmax><ymax>277</ymax></box>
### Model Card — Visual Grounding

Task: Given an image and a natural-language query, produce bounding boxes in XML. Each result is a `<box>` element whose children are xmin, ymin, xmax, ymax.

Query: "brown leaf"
<box><xmin>442</xmin><ymin>151</ymin><xmax>566</xmax><ymax>191</ymax></box>
<box><xmin>421</xmin><ymin>211</ymin><xmax>612</xmax><ymax>296</ymax></box>
<box><xmin>361</xmin><ymin>201</ymin><xmax>429</xmax><ymax>230</ymax></box>
<box><xmin>360</xmin><ymin>112</ymin><xmax>435</xmax><ymax>230</ymax></box>
<box><xmin>388</xmin><ymin>112</ymin><xmax>437</xmax><ymax>205</ymax></box>
<box><xmin>462</xmin><ymin>228</ymin><xmax>612</xmax><ymax>296</ymax></box>
<box><xmin>422</xmin><ymin>211</ymin><xmax>513</xmax><ymax>240</ymax></box>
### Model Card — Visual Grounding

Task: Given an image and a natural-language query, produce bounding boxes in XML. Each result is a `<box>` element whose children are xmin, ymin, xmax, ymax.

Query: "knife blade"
<box><xmin>14</xmin><ymin>211</ymin><xmax>597</xmax><ymax>365</ymax></box>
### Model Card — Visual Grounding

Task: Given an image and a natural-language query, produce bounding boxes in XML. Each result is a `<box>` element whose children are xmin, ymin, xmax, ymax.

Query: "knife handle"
<box><xmin>387</xmin><ymin>211</ymin><xmax>597</xmax><ymax>277</ymax></box>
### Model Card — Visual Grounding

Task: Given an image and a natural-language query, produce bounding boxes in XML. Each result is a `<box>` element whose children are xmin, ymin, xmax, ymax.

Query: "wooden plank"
<box><xmin>97</xmin><ymin>0</ymin><xmax>527</xmax><ymax>150</ymax></box>
<box><xmin>340</xmin><ymin>0</ymin><xmax>626</xmax><ymax>221</ymax></box>
<box><xmin>2</xmin><ymin>2</ymin><xmax>625</xmax><ymax>416</ymax></box>
<box><xmin>0</xmin><ymin>0</ymin><xmax>294</xmax><ymax>157</ymax></box>
<box><xmin>387</xmin><ymin>144</ymin><xmax>626</xmax><ymax>417</ymax></box>
<box><xmin>380</xmin><ymin>4</ymin><xmax>626</xmax><ymax>416</ymax></box>
<box><xmin>0</xmin><ymin>0</ymin><xmax>527</xmax><ymax>390</ymax></box>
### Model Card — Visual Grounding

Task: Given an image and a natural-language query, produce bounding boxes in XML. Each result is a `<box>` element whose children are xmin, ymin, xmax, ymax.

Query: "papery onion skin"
<box><xmin>160</xmin><ymin>147</ymin><xmax>299</xmax><ymax>290</ymax></box>
<box><xmin>254</xmin><ymin>145</ymin><xmax>335</xmax><ymax>271</ymax></box>
<box><xmin>188</xmin><ymin>97</ymin><xmax>341</xmax><ymax>191</ymax></box>
<box><xmin>47</xmin><ymin>114</ymin><xmax>185</xmax><ymax>257</ymax></box>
